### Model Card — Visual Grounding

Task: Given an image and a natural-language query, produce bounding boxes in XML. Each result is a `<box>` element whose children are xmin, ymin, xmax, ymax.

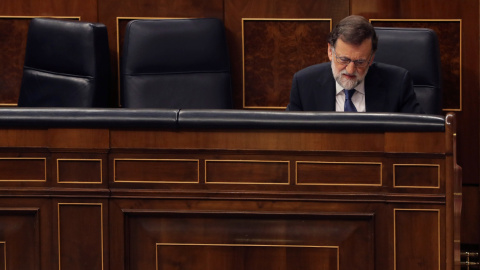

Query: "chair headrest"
<box><xmin>24</xmin><ymin>18</ymin><xmax>109</xmax><ymax>77</ymax></box>
<box><xmin>122</xmin><ymin>18</ymin><xmax>230</xmax><ymax>75</ymax></box>
<box><xmin>374</xmin><ymin>27</ymin><xmax>441</xmax><ymax>87</ymax></box>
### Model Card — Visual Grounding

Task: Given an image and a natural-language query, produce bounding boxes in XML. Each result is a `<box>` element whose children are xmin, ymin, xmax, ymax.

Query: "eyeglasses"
<box><xmin>332</xmin><ymin>49</ymin><xmax>372</xmax><ymax>68</ymax></box>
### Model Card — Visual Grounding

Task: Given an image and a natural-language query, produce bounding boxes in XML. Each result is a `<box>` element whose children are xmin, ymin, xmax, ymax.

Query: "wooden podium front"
<box><xmin>0</xmin><ymin>109</ymin><xmax>460</xmax><ymax>270</ymax></box>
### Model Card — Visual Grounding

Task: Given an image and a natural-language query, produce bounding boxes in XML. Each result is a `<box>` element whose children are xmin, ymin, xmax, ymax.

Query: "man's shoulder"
<box><xmin>295</xmin><ymin>62</ymin><xmax>331</xmax><ymax>77</ymax></box>
<box><xmin>371</xmin><ymin>62</ymin><xmax>408</xmax><ymax>74</ymax></box>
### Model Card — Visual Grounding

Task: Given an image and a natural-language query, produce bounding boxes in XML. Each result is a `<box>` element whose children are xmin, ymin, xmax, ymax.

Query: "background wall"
<box><xmin>0</xmin><ymin>0</ymin><xmax>478</xmax><ymax>254</ymax></box>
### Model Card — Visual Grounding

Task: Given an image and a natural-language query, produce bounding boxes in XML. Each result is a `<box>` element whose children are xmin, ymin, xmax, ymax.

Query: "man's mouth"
<box><xmin>342</xmin><ymin>74</ymin><xmax>356</xmax><ymax>79</ymax></box>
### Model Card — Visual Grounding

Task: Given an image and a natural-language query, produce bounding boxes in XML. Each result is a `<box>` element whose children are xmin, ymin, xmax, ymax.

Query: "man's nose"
<box><xmin>346</xmin><ymin>62</ymin><xmax>356</xmax><ymax>74</ymax></box>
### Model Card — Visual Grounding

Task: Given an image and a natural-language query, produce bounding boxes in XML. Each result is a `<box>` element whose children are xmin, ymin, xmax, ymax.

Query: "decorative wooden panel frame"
<box><xmin>370</xmin><ymin>19</ymin><xmax>462</xmax><ymax>112</ymax></box>
<box><xmin>393</xmin><ymin>164</ymin><xmax>441</xmax><ymax>189</ymax></box>
<box><xmin>205</xmin><ymin>159</ymin><xmax>290</xmax><ymax>184</ymax></box>
<box><xmin>394</xmin><ymin>209</ymin><xmax>441</xmax><ymax>270</ymax></box>
<box><xmin>56</xmin><ymin>159</ymin><xmax>103</xmax><ymax>184</ymax></box>
<box><xmin>0</xmin><ymin>157</ymin><xmax>46</xmax><ymax>182</ymax></box>
<box><xmin>57</xmin><ymin>203</ymin><xmax>104</xmax><ymax>270</ymax></box>
<box><xmin>0</xmin><ymin>16</ymin><xmax>80</xmax><ymax>107</ymax></box>
<box><xmin>295</xmin><ymin>161</ymin><xmax>383</xmax><ymax>186</ymax></box>
<box><xmin>113</xmin><ymin>158</ymin><xmax>200</xmax><ymax>184</ymax></box>
<box><xmin>242</xmin><ymin>18</ymin><xmax>332</xmax><ymax>109</ymax></box>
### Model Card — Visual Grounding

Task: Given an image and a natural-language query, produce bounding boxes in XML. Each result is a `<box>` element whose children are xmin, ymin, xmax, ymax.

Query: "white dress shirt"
<box><xmin>335</xmin><ymin>80</ymin><xmax>366</xmax><ymax>112</ymax></box>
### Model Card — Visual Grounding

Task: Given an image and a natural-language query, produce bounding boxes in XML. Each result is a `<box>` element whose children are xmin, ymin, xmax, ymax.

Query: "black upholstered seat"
<box><xmin>18</xmin><ymin>18</ymin><xmax>110</xmax><ymax>107</ymax></box>
<box><xmin>120</xmin><ymin>18</ymin><xmax>233</xmax><ymax>109</ymax></box>
<box><xmin>374</xmin><ymin>27</ymin><xmax>442</xmax><ymax>115</ymax></box>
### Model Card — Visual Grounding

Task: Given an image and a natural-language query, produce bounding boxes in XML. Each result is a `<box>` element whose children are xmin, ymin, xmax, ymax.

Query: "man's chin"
<box><xmin>338</xmin><ymin>80</ymin><xmax>359</xmax><ymax>90</ymax></box>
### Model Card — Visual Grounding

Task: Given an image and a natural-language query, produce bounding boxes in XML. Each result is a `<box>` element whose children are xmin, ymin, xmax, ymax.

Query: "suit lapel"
<box><xmin>364</xmin><ymin>63</ymin><xmax>386</xmax><ymax>112</ymax></box>
<box><xmin>315</xmin><ymin>67</ymin><xmax>336</xmax><ymax>111</ymax></box>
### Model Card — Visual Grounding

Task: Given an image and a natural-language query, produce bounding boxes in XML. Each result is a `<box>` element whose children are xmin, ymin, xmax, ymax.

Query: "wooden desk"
<box><xmin>0</xmin><ymin>110</ymin><xmax>460</xmax><ymax>270</ymax></box>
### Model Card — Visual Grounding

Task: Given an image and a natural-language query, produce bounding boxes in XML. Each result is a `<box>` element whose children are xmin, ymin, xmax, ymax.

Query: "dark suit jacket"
<box><xmin>286</xmin><ymin>62</ymin><xmax>424</xmax><ymax>113</ymax></box>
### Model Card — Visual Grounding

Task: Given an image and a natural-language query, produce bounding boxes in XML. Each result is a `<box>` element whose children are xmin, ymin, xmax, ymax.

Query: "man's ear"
<box><xmin>369</xmin><ymin>53</ymin><xmax>375</xmax><ymax>66</ymax></box>
<box><xmin>327</xmin><ymin>44</ymin><xmax>333</xmax><ymax>61</ymax></box>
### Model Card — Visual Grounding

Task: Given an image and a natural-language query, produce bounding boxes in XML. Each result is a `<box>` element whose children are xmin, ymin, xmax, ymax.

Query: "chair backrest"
<box><xmin>120</xmin><ymin>18</ymin><xmax>233</xmax><ymax>109</ymax></box>
<box><xmin>18</xmin><ymin>18</ymin><xmax>110</xmax><ymax>107</ymax></box>
<box><xmin>374</xmin><ymin>27</ymin><xmax>442</xmax><ymax>114</ymax></box>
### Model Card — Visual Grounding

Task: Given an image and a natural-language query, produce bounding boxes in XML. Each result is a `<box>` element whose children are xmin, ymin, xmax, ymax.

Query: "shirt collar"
<box><xmin>335</xmin><ymin>79</ymin><xmax>366</xmax><ymax>95</ymax></box>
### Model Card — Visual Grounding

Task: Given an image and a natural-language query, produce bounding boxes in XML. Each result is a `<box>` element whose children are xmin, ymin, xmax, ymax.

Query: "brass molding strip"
<box><xmin>0</xmin><ymin>157</ymin><xmax>46</xmax><ymax>182</ymax></box>
<box><xmin>205</xmin><ymin>159</ymin><xmax>290</xmax><ymax>185</ymax></box>
<box><xmin>57</xmin><ymin>203</ymin><xmax>103</xmax><ymax>270</ymax></box>
<box><xmin>56</xmin><ymin>158</ymin><xmax>103</xmax><ymax>184</ymax></box>
<box><xmin>241</xmin><ymin>18</ymin><xmax>332</xmax><ymax>110</ymax></box>
<box><xmin>369</xmin><ymin>18</ymin><xmax>463</xmax><ymax>112</ymax></box>
<box><xmin>393</xmin><ymin>208</ymin><xmax>441</xmax><ymax>270</ymax></box>
<box><xmin>113</xmin><ymin>158</ymin><xmax>200</xmax><ymax>183</ymax></box>
<box><xmin>295</xmin><ymin>161</ymin><xmax>383</xmax><ymax>186</ymax></box>
<box><xmin>393</xmin><ymin>164</ymin><xmax>441</xmax><ymax>189</ymax></box>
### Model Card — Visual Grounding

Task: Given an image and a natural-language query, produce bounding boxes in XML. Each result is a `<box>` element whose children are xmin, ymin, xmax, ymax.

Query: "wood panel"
<box><xmin>351</xmin><ymin>0</ymin><xmax>480</xmax><ymax>249</ymax></box>
<box><xmin>57</xmin><ymin>203</ymin><xmax>105</xmax><ymax>270</ymax></box>
<box><xmin>0</xmin><ymin>158</ymin><xmax>46</xmax><ymax>182</ymax></box>
<box><xmin>57</xmin><ymin>159</ymin><xmax>103</xmax><ymax>184</ymax></box>
<box><xmin>394</xmin><ymin>164</ymin><xmax>440</xmax><ymax>188</ymax></box>
<box><xmin>206</xmin><ymin>160</ymin><xmax>290</xmax><ymax>184</ymax></box>
<box><xmin>242</xmin><ymin>19</ymin><xmax>330</xmax><ymax>109</ymax></box>
<box><xmin>296</xmin><ymin>161</ymin><xmax>382</xmax><ymax>186</ymax></box>
<box><xmin>0</xmin><ymin>208</ymin><xmax>40</xmax><ymax>270</ymax></box>
<box><xmin>394</xmin><ymin>209</ymin><xmax>441</xmax><ymax>270</ymax></box>
<box><xmin>224</xmin><ymin>0</ymin><xmax>349</xmax><ymax>109</ymax></box>
<box><xmin>114</xmin><ymin>159</ymin><xmax>200</xmax><ymax>183</ymax></box>
<box><xmin>124</xmin><ymin>210</ymin><xmax>374</xmax><ymax>270</ymax></box>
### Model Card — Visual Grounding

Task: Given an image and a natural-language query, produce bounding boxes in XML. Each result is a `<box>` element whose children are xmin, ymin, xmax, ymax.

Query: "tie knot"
<box><xmin>345</xmin><ymin>89</ymin><xmax>356</xmax><ymax>100</ymax></box>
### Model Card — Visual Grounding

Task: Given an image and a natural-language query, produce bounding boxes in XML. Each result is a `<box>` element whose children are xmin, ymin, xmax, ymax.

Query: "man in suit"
<box><xmin>286</xmin><ymin>15</ymin><xmax>424</xmax><ymax>113</ymax></box>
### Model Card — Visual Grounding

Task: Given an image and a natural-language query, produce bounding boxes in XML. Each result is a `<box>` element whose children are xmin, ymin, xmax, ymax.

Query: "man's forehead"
<box><xmin>334</xmin><ymin>38</ymin><xmax>372</xmax><ymax>56</ymax></box>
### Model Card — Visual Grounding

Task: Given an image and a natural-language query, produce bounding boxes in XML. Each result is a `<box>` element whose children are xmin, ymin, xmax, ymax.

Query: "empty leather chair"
<box><xmin>374</xmin><ymin>27</ymin><xmax>442</xmax><ymax>115</ymax></box>
<box><xmin>18</xmin><ymin>18</ymin><xmax>110</xmax><ymax>107</ymax></box>
<box><xmin>120</xmin><ymin>18</ymin><xmax>233</xmax><ymax>109</ymax></box>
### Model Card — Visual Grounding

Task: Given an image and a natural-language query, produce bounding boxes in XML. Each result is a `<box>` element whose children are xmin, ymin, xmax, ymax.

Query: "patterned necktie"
<box><xmin>344</xmin><ymin>89</ymin><xmax>357</xmax><ymax>112</ymax></box>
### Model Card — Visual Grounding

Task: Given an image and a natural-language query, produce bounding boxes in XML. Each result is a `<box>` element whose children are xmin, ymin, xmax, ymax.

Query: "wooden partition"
<box><xmin>0</xmin><ymin>111</ymin><xmax>460</xmax><ymax>270</ymax></box>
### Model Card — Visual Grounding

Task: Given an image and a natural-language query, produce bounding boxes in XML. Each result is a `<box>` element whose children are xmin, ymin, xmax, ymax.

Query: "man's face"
<box><xmin>328</xmin><ymin>38</ymin><xmax>374</xmax><ymax>90</ymax></box>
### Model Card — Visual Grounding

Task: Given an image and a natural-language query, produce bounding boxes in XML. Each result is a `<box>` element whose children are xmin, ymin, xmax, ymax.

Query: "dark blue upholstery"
<box><xmin>374</xmin><ymin>27</ymin><xmax>442</xmax><ymax>115</ymax></box>
<box><xmin>177</xmin><ymin>109</ymin><xmax>445</xmax><ymax>132</ymax></box>
<box><xmin>18</xmin><ymin>18</ymin><xmax>110</xmax><ymax>107</ymax></box>
<box><xmin>120</xmin><ymin>18</ymin><xmax>233</xmax><ymax>109</ymax></box>
<box><xmin>0</xmin><ymin>108</ymin><xmax>178</xmax><ymax>129</ymax></box>
<box><xmin>0</xmin><ymin>108</ymin><xmax>444</xmax><ymax>132</ymax></box>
